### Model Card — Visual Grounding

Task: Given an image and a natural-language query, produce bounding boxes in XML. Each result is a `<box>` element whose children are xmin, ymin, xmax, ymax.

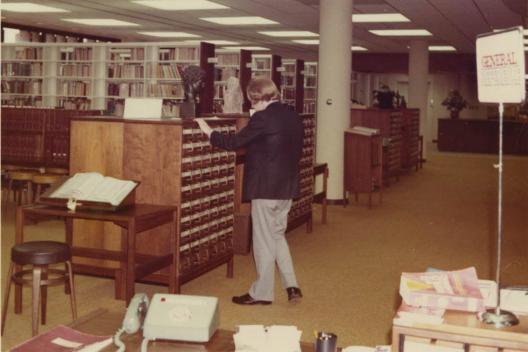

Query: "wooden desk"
<box><xmin>15</xmin><ymin>204</ymin><xmax>178</xmax><ymax>308</ymax></box>
<box><xmin>392</xmin><ymin>310</ymin><xmax>528</xmax><ymax>351</ymax></box>
<box><xmin>70</xmin><ymin>308</ymin><xmax>333</xmax><ymax>352</ymax></box>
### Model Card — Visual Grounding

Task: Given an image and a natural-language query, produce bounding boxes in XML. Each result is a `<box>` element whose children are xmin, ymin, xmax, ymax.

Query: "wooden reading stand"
<box><xmin>14</xmin><ymin>179</ymin><xmax>178</xmax><ymax>307</ymax></box>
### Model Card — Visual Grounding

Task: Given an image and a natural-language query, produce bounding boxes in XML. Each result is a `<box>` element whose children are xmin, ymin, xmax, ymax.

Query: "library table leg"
<box><xmin>14</xmin><ymin>206</ymin><xmax>24</xmax><ymax>314</ymax></box>
<box><xmin>169</xmin><ymin>211</ymin><xmax>179</xmax><ymax>294</ymax></box>
<box><xmin>65</xmin><ymin>218</ymin><xmax>73</xmax><ymax>294</ymax></box>
<box><xmin>226</xmin><ymin>256</ymin><xmax>234</xmax><ymax>278</ymax></box>
<box><xmin>125</xmin><ymin>220</ymin><xmax>136</xmax><ymax>306</ymax></box>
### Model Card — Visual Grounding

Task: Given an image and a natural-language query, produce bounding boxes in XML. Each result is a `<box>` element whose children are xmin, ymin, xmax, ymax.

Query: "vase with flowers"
<box><xmin>442</xmin><ymin>90</ymin><xmax>467</xmax><ymax>119</ymax></box>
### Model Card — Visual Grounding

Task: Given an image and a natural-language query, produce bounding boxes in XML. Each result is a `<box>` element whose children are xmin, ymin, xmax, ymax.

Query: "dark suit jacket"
<box><xmin>210</xmin><ymin>102</ymin><xmax>304</xmax><ymax>201</ymax></box>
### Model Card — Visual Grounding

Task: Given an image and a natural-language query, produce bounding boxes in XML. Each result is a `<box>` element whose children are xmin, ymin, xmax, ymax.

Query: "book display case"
<box><xmin>1</xmin><ymin>42</ymin><xmax>215</xmax><ymax>116</ymax></box>
<box><xmin>213</xmin><ymin>49</ymin><xmax>252</xmax><ymax>113</ymax></box>
<box><xmin>280</xmin><ymin>59</ymin><xmax>304</xmax><ymax>112</ymax></box>
<box><xmin>303</xmin><ymin>62</ymin><xmax>317</xmax><ymax>114</ymax></box>
<box><xmin>68</xmin><ymin>116</ymin><xmax>237</xmax><ymax>294</ymax></box>
<box><xmin>251</xmin><ymin>53</ymin><xmax>282</xmax><ymax>90</ymax></box>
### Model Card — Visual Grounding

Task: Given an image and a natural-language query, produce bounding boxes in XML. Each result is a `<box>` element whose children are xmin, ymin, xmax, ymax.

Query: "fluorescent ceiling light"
<box><xmin>185</xmin><ymin>40</ymin><xmax>240</xmax><ymax>45</ymax></box>
<box><xmin>63</xmin><ymin>19</ymin><xmax>139</xmax><ymax>26</ymax></box>
<box><xmin>200</xmin><ymin>16</ymin><xmax>278</xmax><ymax>25</ymax></box>
<box><xmin>429</xmin><ymin>45</ymin><xmax>456</xmax><ymax>51</ymax></box>
<box><xmin>1</xmin><ymin>2</ymin><xmax>69</xmax><ymax>12</ymax></box>
<box><xmin>352</xmin><ymin>13</ymin><xmax>410</xmax><ymax>23</ymax></box>
<box><xmin>351</xmin><ymin>46</ymin><xmax>368</xmax><ymax>51</ymax></box>
<box><xmin>132</xmin><ymin>0</ymin><xmax>228</xmax><ymax>10</ymax></box>
<box><xmin>292</xmin><ymin>39</ymin><xmax>319</xmax><ymax>45</ymax></box>
<box><xmin>221</xmin><ymin>46</ymin><xmax>269</xmax><ymax>51</ymax></box>
<box><xmin>370</xmin><ymin>29</ymin><xmax>432</xmax><ymax>36</ymax></box>
<box><xmin>138</xmin><ymin>31</ymin><xmax>200</xmax><ymax>38</ymax></box>
<box><xmin>259</xmin><ymin>31</ymin><xmax>318</xmax><ymax>37</ymax></box>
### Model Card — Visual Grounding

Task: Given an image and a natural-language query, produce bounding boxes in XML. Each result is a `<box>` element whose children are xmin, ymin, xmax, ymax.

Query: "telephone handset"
<box><xmin>114</xmin><ymin>293</ymin><xmax>149</xmax><ymax>351</ymax></box>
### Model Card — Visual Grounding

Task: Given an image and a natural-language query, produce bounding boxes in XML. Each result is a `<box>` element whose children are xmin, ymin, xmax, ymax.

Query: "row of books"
<box><xmin>107</xmin><ymin>82</ymin><xmax>144</xmax><ymax>97</ymax></box>
<box><xmin>282</xmin><ymin>64</ymin><xmax>296</xmax><ymax>74</ymax></box>
<box><xmin>109</xmin><ymin>48</ymin><xmax>145</xmax><ymax>61</ymax></box>
<box><xmin>59</xmin><ymin>64</ymin><xmax>92</xmax><ymax>77</ymax></box>
<box><xmin>2</xmin><ymin>63</ymin><xmax>43</xmax><ymax>76</ymax></box>
<box><xmin>216</xmin><ymin>53</ymin><xmax>240</xmax><ymax>66</ymax></box>
<box><xmin>1</xmin><ymin>107</ymin><xmax>101</xmax><ymax>132</ymax></box>
<box><xmin>281</xmin><ymin>76</ymin><xmax>295</xmax><ymax>86</ymax></box>
<box><xmin>1</xmin><ymin>80</ymin><xmax>42</xmax><ymax>94</ymax></box>
<box><xmin>305</xmin><ymin>76</ymin><xmax>317</xmax><ymax>87</ymax></box>
<box><xmin>108</xmin><ymin>64</ymin><xmax>144</xmax><ymax>79</ymax></box>
<box><xmin>4</xmin><ymin>47</ymin><xmax>44</xmax><ymax>60</ymax></box>
<box><xmin>146</xmin><ymin>64</ymin><xmax>182</xmax><ymax>79</ymax></box>
<box><xmin>253</xmin><ymin>58</ymin><xmax>271</xmax><ymax>70</ymax></box>
<box><xmin>147</xmin><ymin>83</ymin><xmax>184</xmax><ymax>98</ymax></box>
<box><xmin>282</xmin><ymin>88</ymin><xmax>296</xmax><ymax>100</ymax></box>
<box><xmin>1</xmin><ymin>96</ymin><xmax>43</xmax><ymax>107</ymax></box>
<box><xmin>304</xmin><ymin>88</ymin><xmax>317</xmax><ymax>99</ymax></box>
<box><xmin>1</xmin><ymin>135</ymin><xmax>44</xmax><ymax>159</ymax></box>
<box><xmin>59</xmin><ymin>47</ymin><xmax>93</xmax><ymax>61</ymax></box>
<box><xmin>159</xmin><ymin>47</ymin><xmax>199</xmax><ymax>61</ymax></box>
<box><xmin>58</xmin><ymin>81</ymin><xmax>91</xmax><ymax>96</ymax></box>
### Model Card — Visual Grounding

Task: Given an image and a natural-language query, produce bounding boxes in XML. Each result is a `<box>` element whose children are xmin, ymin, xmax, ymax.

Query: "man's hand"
<box><xmin>195</xmin><ymin>118</ymin><xmax>213</xmax><ymax>138</ymax></box>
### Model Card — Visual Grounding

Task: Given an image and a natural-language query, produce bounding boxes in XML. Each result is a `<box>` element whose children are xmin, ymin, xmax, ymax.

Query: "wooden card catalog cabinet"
<box><xmin>69</xmin><ymin>116</ymin><xmax>236</xmax><ymax>298</ymax></box>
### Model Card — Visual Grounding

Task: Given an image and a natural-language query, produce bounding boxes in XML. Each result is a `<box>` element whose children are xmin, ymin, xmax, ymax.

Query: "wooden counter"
<box><xmin>437</xmin><ymin>118</ymin><xmax>528</xmax><ymax>155</ymax></box>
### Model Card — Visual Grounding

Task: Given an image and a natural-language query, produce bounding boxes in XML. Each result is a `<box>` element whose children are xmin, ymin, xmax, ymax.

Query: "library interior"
<box><xmin>1</xmin><ymin>0</ymin><xmax>528</xmax><ymax>351</ymax></box>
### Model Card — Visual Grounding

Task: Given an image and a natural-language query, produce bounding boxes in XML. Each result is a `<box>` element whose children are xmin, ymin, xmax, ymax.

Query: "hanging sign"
<box><xmin>476</xmin><ymin>26</ymin><xmax>525</xmax><ymax>103</ymax></box>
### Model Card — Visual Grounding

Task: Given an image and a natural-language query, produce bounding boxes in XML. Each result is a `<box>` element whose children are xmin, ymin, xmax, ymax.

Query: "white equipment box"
<box><xmin>143</xmin><ymin>294</ymin><xmax>219</xmax><ymax>343</ymax></box>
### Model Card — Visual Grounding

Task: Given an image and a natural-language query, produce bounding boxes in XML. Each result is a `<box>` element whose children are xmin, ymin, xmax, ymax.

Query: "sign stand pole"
<box><xmin>479</xmin><ymin>102</ymin><xmax>519</xmax><ymax>328</ymax></box>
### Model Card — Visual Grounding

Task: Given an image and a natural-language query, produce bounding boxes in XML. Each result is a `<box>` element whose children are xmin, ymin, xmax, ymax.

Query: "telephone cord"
<box><xmin>114</xmin><ymin>327</ymin><xmax>126</xmax><ymax>352</ymax></box>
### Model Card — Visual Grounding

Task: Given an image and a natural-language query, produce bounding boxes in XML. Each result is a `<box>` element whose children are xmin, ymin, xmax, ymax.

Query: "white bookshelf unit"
<box><xmin>1</xmin><ymin>42</ymin><xmax>215</xmax><ymax>116</ymax></box>
<box><xmin>251</xmin><ymin>53</ymin><xmax>282</xmax><ymax>90</ymax></box>
<box><xmin>213</xmin><ymin>49</ymin><xmax>252</xmax><ymax>113</ymax></box>
<box><xmin>281</xmin><ymin>59</ymin><xmax>297</xmax><ymax>109</ymax></box>
<box><xmin>303</xmin><ymin>61</ymin><xmax>317</xmax><ymax>114</ymax></box>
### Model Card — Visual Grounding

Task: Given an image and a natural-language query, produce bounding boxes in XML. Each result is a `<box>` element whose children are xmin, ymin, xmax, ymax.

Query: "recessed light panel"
<box><xmin>138</xmin><ymin>31</ymin><xmax>200</xmax><ymax>38</ymax></box>
<box><xmin>184</xmin><ymin>40</ymin><xmax>240</xmax><ymax>45</ymax></box>
<box><xmin>1</xmin><ymin>2</ymin><xmax>69</xmax><ymax>12</ymax></box>
<box><xmin>259</xmin><ymin>31</ymin><xmax>318</xmax><ymax>37</ymax></box>
<box><xmin>132</xmin><ymin>0</ymin><xmax>228</xmax><ymax>10</ymax></box>
<box><xmin>352</xmin><ymin>13</ymin><xmax>410</xmax><ymax>23</ymax></box>
<box><xmin>63</xmin><ymin>19</ymin><xmax>140</xmax><ymax>26</ymax></box>
<box><xmin>429</xmin><ymin>45</ymin><xmax>456</xmax><ymax>51</ymax></box>
<box><xmin>292</xmin><ymin>39</ymin><xmax>319</xmax><ymax>45</ymax></box>
<box><xmin>369</xmin><ymin>29</ymin><xmax>432</xmax><ymax>36</ymax></box>
<box><xmin>221</xmin><ymin>46</ymin><xmax>270</xmax><ymax>51</ymax></box>
<box><xmin>200</xmin><ymin>17</ymin><xmax>278</xmax><ymax>25</ymax></box>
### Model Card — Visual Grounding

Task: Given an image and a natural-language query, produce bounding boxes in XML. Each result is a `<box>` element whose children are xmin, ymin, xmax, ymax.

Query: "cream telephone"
<box><xmin>114</xmin><ymin>293</ymin><xmax>219</xmax><ymax>352</ymax></box>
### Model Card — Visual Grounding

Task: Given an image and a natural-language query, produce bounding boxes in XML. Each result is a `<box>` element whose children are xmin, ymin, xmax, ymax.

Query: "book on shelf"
<box><xmin>39</xmin><ymin>172</ymin><xmax>138</xmax><ymax>210</ymax></box>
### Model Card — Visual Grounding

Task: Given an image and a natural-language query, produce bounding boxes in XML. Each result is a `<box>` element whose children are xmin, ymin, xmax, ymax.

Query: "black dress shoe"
<box><xmin>286</xmin><ymin>287</ymin><xmax>303</xmax><ymax>302</ymax></box>
<box><xmin>232</xmin><ymin>293</ymin><xmax>272</xmax><ymax>305</ymax></box>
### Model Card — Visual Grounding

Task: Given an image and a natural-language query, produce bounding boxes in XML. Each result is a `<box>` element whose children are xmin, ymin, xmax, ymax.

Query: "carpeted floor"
<box><xmin>1</xmin><ymin>149</ymin><xmax>527</xmax><ymax>350</ymax></box>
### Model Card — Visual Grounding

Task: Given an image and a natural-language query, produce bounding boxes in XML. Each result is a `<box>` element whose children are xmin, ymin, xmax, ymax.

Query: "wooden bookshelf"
<box><xmin>303</xmin><ymin>62</ymin><xmax>317</xmax><ymax>114</ymax></box>
<box><xmin>280</xmin><ymin>59</ymin><xmax>304</xmax><ymax>113</ymax></box>
<box><xmin>213</xmin><ymin>49</ymin><xmax>252</xmax><ymax>113</ymax></box>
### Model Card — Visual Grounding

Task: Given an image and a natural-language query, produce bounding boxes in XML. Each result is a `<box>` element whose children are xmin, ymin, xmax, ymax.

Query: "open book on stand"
<box><xmin>38</xmin><ymin>172</ymin><xmax>139</xmax><ymax>211</ymax></box>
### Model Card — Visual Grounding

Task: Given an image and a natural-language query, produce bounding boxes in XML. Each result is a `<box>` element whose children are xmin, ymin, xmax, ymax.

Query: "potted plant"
<box><xmin>442</xmin><ymin>90</ymin><xmax>467</xmax><ymax>119</ymax></box>
<box><xmin>181</xmin><ymin>65</ymin><xmax>205</xmax><ymax>118</ymax></box>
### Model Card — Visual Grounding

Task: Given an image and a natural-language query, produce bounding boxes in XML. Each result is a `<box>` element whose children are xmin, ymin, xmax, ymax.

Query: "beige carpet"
<box><xmin>1</xmin><ymin>150</ymin><xmax>527</xmax><ymax>350</ymax></box>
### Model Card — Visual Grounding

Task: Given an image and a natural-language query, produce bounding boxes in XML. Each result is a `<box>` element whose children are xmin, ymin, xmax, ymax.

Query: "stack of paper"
<box><xmin>394</xmin><ymin>302</ymin><xmax>445</xmax><ymax>325</ymax></box>
<box><xmin>233</xmin><ymin>325</ymin><xmax>302</xmax><ymax>352</ymax></box>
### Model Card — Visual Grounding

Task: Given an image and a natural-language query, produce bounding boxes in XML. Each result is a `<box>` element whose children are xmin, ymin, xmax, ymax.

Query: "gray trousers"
<box><xmin>248</xmin><ymin>199</ymin><xmax>298</xmax><ymax>301</ymax></box>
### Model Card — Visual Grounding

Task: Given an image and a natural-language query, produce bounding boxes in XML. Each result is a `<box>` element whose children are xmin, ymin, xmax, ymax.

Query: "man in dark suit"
<box><xmin>196</xmin><ymin>77</ymin><xmax>303</xmax><ymax>305</ymax></box>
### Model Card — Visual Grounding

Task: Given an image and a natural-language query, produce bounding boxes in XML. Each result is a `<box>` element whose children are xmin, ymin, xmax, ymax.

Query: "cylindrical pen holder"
<box><xmin>314</xmin><ymin>332</ymin><xmax>337</xmax><ymax>352</ymax></box>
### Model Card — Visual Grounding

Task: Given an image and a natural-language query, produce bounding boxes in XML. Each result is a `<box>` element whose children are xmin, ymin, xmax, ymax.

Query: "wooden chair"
<box><xmin>1</xmin><ymin>241</ymin><xmax>77</xmax><ymax>337</ymax></box>
<box><xmin>32</xmin><ymin>174</ymin><xmax>63</xmax><ymax>202</ymax></box>
<box><xmin>45</xmin><ymin>167</ymin><xmax>69</xmax><ymax>175</ymax></box>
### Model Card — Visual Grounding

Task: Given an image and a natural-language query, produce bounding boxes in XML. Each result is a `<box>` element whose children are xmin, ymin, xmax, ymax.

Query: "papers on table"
<box><xmin>234</xmin><ymin>325</ymin><xmax>302</xmax><ymax>352</ymax></box>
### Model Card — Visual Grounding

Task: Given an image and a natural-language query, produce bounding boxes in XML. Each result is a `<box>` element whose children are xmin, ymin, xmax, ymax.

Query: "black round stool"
<box><xmin>1</xmin><ymin>241</ymin><xmax>77</xmax><ymax>336</ymax></box>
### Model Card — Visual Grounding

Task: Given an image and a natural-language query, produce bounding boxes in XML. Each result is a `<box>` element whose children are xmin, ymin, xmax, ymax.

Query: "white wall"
<box><xmin>352</xmin><ymin>71</ymin><xmax>489</xmax><ymax>143</ymax></box>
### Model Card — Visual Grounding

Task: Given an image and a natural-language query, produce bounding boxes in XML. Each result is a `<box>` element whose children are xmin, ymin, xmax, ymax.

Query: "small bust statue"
<box><xmin>223</xmin><ymin>76</ymin><xmax>243</xmax><ymax>113</ymax></box>
<box><xmin>182</xmin><ymin>65</ymin><xmax>205</xmax><ymax>102</ymax></box>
